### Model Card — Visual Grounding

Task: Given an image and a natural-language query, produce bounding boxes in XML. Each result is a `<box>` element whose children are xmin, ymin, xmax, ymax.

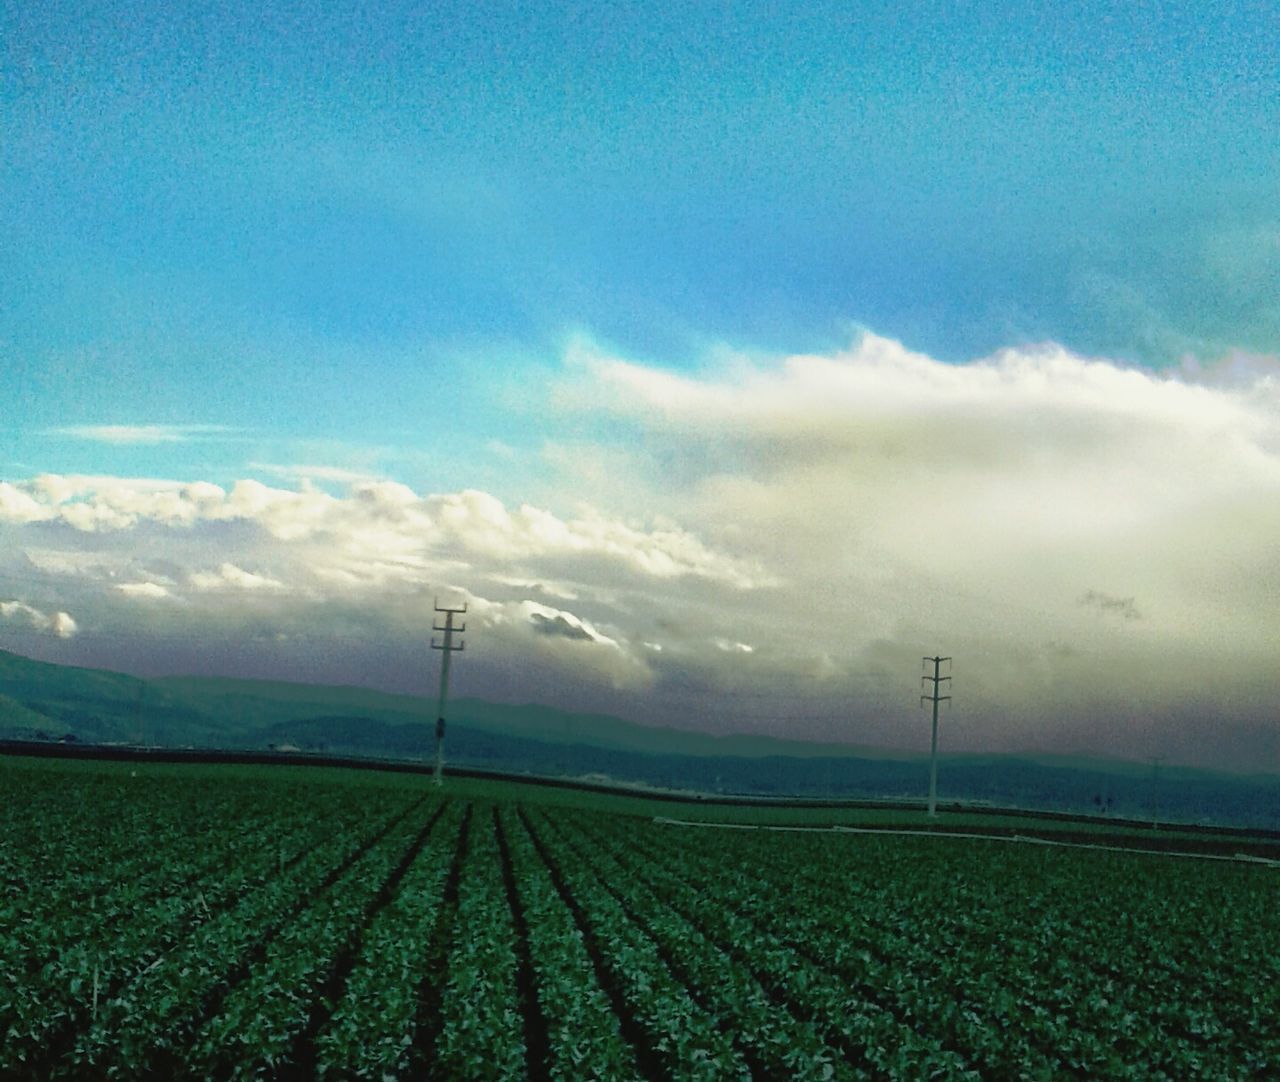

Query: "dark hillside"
<box><xmin>2</xmin><ymin>648</ymin><xmax>1278</xmax><ymax>828</ymax></box>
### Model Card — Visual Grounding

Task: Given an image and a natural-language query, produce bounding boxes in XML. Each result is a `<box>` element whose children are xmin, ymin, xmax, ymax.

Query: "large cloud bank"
<box><xmin>559</xmin><ymin>335</ymin><xmax>1280</xmax><ymax>767</ymax></box>
<box><xmin>4</xmin><ymin>334</ymin><xmax>1279</xmax><ymax>769</ymax></box>
<box><xmin>0</xmin><ymin>474</ymin><xmax>768</xmax><ymax>707</ymax></box>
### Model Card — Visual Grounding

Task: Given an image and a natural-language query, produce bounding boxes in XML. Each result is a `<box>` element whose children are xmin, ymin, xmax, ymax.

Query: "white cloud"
<box><xmin>190</xmin><ymin>563</ymin><xmax>286</xmax><ymax>592</ymax></box>
<box><xmin>50</xmin><ymin>424</ymin><xmax>231</xmax><ymax>444</ymax></box>
<box><xmin>115</xmin><ymin>582</ymin><xmax>174</xmax><ymax>600</ymax></box>
<box><xmin>50</xmin><ymin>612</ymin><xmax>78</xmax><ymax>638</ymax></box>
<box><xmin>544</xmin><ymin>333</ymin><xmax>1280</xmax><ymax>766</ymax></box>
<box><xmin>0</xmin><ymin>600</ymin><xmax>78</xmax><ymax>638</ymax></box>
<box><xmin>578</xmin><ymin>334</ymin><xmax>1273</xmax><ymax>456</ymax></box>
<box><xmin>522</xmin><ymin>600</ymin><xmax>617</xmax><ymax>647</ymax></box>
<box><xmin>2</xmin><ymin>476</ymin><xmax>228</xmax><ymax>531</ymax></box>
<box><xmin>248</xmin><ymin>462</ymin><xmax>381</xmax><ymax>484</ymax></box>
<box><xmin>0</xmin><ymin>475</ymin><xmax>764</xmax><ymax>589</ymax></box>
<box><xmin>0</xmin><ymin>473</ymin><xmax>755</xmax><ymax>704</ymax></box>
<box><xmin>463</xmin><ymin>595</ymin><xmax>653</xmax><ymax>691</ymax></box>
<box><xmin>0</xmin><ymin>482</ymin><xmax>52</xmax><ymax>524</ymax></box>
<box><xmin>6</xmin><ymin>332</ymin><xmax>1280</xmax><ymax>768</ymax></box>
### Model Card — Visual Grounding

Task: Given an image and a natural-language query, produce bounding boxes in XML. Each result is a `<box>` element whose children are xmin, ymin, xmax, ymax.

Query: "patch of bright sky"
<box><xmin>3</xmin><ymin>0</ymin><xmax>1277</xmax><ymax>488</ymax></box>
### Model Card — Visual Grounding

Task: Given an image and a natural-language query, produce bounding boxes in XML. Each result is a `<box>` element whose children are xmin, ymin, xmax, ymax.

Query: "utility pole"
<box><xmin>920</xmin><ymin>656</ymin><xmax>952</xmax><ymax>818</ymax></box>
<box><xmin>431</xmin><ymin>600</ymin><xmax>467</xmax><ymax>786</ymax></box>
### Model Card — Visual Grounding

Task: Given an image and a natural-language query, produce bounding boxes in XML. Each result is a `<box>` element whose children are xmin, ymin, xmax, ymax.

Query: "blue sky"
<box><xmin>6</xmin><ymin>2</ymin><xmax>1275</xmax><ymax>433</ymax></box>
<box><xmin>2</xmin><ymin>2</ymin><xmax>1279</xmax><ymax>768</ymax></box>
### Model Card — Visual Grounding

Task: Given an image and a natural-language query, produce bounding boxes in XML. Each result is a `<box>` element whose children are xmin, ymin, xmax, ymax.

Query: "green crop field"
<box><xmin>3</xmin><ymin>755</ymin><xmax>1278</xmax><ymax>1079</ymax></box>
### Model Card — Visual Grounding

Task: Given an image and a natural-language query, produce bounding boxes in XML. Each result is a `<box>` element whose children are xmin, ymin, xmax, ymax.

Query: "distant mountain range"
<box><xmin>2</xmin><ymin>647</ymin><xmax>1278</xmax><ymax>829</ymax></box>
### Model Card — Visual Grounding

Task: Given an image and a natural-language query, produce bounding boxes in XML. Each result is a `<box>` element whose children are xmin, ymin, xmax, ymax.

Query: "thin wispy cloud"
<box><xmin>248</xmin><ymin>463</ymin><xmax>383</xmax><ymax>485</ymax></box>
<box><xmin>49</xmin><ymin>425</ymin><xmax>235</xmax><ymax>445</ymax></box>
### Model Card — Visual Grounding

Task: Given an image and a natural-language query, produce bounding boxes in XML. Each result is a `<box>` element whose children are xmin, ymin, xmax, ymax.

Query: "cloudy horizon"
<box><xmin>4</xmin><ymin>333</ymin><xmax>1279</xmax><ymax>772</ymax></box>
<box><xmin>4</xmin><ymin>4</ymin><xmax>1277</xmax><ymax>771</ymax></box>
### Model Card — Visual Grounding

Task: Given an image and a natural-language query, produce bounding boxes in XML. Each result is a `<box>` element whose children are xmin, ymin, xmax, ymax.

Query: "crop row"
<box><xmin>593</xmin><ymin>811</ymin><xmax>1280</xmax><ymax>1079</ymax></box>
<box><xmin>311</xmin><ymin>801</ymin><xmax>467</xmax><ymax>1079</ymax></box>
<box><xmin>5</xmin><ymin>802</ymin><xmax>419</xmax><ymax>1074</ymax></box>
<box><xmin>179</xmin><ymin>798</ymin><xmax>440</xmax><ymax>1078</ymax></box>
<box><xmin>5</xmin><ymin>757</ymin><xmax>1280</xmax><ymax>1079</ymax></box>
<box><xmin>495</xmin><ymin>805</ymin><xmax>641</xmax><ymax>1080</ymax></box>
<box><xmin>558</xmin><ymin>812</ymin><xmax>976</xmax><ymax>1080</ymax></box>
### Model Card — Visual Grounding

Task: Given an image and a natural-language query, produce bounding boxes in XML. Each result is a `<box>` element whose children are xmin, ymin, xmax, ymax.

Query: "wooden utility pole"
<box><xmin>431</xmin><ymin>600</ymin><xmax>467</xmax><ymax>786</ymax></box>
<box><xmin>921</xmin><ymin>656</ymin><xmax>952</xmax><ymax>818</ymax></box>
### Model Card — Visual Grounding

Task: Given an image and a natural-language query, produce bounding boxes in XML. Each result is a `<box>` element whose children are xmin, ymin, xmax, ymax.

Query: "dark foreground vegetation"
<box><xmin>3</xmin><ymin>754</ymin><xmax>1278</xmax><ymax>1079</ymax></box>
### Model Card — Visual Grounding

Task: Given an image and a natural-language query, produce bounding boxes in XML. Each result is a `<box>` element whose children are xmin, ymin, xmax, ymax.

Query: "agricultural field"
<box><xmin>2</xmin><ymin>756</ymin><xmax>1278</xmax><ymax>1079</ymax></box>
